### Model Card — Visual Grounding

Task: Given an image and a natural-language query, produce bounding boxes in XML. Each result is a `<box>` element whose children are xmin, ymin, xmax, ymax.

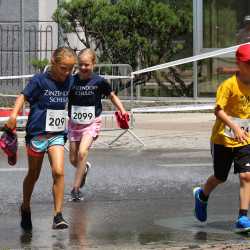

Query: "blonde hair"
<box><xmin>78</xmin><ymin>48</ymin><xmax>96</xmax><ymax>64</ymax></box>
<box><xmin>52</xmin><ymin>47</ymin><xmax>77</xmax><ymax>64</ymax></box>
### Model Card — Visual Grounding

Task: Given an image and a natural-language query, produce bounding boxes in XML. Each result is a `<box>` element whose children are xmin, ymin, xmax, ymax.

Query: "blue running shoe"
<box><xmin>235</xmin><ymin>216</ymin><xmax>250</xmax><ymax>233</ymax></box>
<box><xmin>193</xmin><ymin>187</ymin><xmax>207</xmax><ymax>222</ymax></box>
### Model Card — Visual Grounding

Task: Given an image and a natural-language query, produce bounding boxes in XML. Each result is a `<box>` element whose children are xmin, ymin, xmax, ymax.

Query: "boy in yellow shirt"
<box><xmin>193</xmin><ymin>43</ymin><xmax>250</xmax><ymax>233</ymax></box>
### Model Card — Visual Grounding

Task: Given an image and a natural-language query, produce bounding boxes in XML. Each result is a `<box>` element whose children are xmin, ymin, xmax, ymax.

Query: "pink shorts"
<box><xmin>68</xmin><ymin>116</ymin><xmax>102</xmax><ymax>142</ymax></box>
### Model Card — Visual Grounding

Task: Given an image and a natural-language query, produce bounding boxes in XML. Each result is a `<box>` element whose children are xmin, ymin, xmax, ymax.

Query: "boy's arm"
<box><xmin>215</xmin><ymin>106</ymin><xmax>248</xmax><ymax>143</ymax></box>
<box><xmin>6</xmin><ymin>94</ymin><xmax>26</xmax><ymax>129</ymax></box>
<box><xmin>109</xmin><ymin>92</ymin><xmax>126</xmax><ymax>114</ymax></box>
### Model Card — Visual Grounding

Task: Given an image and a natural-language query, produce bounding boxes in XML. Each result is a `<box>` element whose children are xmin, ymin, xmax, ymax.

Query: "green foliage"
<box><xmin>31</xmin><ymin>58</ymin><xmax>49</xmax><ymax>72</ymax></box>
<box><xmin>53</xmin><ymin>0</ymin><xmax>110</xmax><ymax>48</ymax></box>
<box><xmin>53</xmin><ymin>0</ymin><xmax>193</xmax><ymax>96</ymax></box>
<box><xmin>53</xmin><ymin>0</ymin><xmax>192</xmax><ymax>69</ymax></box>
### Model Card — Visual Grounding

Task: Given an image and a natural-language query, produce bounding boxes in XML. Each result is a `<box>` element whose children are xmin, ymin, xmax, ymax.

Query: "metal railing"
<box><xmin>0</xmin><ymin>24</ymin><xmax>53</xmax><ymax>79</ymax></box>
<box><xmin>0</xmin><ymin>72</ymin><xmax>144</xmax><ymax>147</ymax></box>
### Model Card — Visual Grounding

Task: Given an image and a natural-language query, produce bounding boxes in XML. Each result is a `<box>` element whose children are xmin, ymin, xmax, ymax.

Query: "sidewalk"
<box><xmin>95</xmin><ymin>112</ymin><xmax>215</xmax><ymax>150</ymax></box>
<box><xmin>13</xmin><ymin>112</ymin><xmax>215</xmax><ymax>150</ymax></box>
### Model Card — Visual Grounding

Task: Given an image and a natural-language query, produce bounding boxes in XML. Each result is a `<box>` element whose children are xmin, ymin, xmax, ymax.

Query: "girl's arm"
<box><xmin>109</xmin><ymin>92</ymin><xmax>126</xmax><ymax>114</ymax></box>
<box><xmin>6</xmin><ymin>94</ymin><xmax>26</xmax><ymax>129</ymax></box>
<box><xmin>215</xmin><ymin>106</ymin><xmax>248</xmax><ymax>143</ymax></box>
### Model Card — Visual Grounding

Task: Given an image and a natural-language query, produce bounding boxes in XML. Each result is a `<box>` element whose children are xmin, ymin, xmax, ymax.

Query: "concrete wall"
<box><xmin>0</xmin><ymin>0</ymin><xmax>38</xmax><ymax>24</ymax></box>
<box><xmin>0</xmin><ymin>0</ymin><xmax>58</xmax><ymax>76</ymax></box>
<box><xmin>38</xmin><ymin>0</ymin><xmax>59</xmax><ymax>57</ymax></box>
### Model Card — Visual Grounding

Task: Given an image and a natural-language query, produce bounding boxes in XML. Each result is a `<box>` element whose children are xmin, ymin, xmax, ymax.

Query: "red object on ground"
<box><xmin>115</xmin><ymin>111</ymin><xmax>130</xmax><ymax>129</ymax></box>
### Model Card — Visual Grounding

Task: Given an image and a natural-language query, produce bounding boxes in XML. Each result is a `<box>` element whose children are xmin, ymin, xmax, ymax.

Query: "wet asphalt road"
<box><xmin>0</xmin><ymin>147</ymin><xmax>248</xmax><ymax>249</ymax></box>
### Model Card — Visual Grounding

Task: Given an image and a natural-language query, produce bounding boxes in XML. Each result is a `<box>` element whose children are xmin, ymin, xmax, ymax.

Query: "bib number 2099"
<box><xmin>71</xmin><ymin>106</ymin><xmax>95</xmax><ymax>124</ymax></box>
<box><xmin>73</xmin><ymin>112</ymin><xmax>93</xmax><ymax>121</ymax></box>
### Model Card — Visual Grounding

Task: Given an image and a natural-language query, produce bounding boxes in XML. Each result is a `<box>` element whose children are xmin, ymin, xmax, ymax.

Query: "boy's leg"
<box><xmin>203</xmin><ymin>175</ymin><xmax>224</xmax><ymax>196</ymax></box>
<box><xmin>193</xmin><ymin>144</ymin><xmax>233</xmax><ymax>222</ymax></box>
<box><xmin>235</xmin><ymin>173</ymin><xmax>250</xmax><ymax>233</ymax></box>
<box><xmin>239</xmin><ymin>173</ymin><xmax>250</xmax><ymax>211</ymax></box>
<box><xmin>234</xmin><ymin>145</ymin><xmax>250</xmax><ymax>232</ymax></box>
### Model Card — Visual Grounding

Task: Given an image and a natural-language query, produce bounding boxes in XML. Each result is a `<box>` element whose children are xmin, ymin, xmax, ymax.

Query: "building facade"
<box><xmin>194</xmin><ymin>0</ymin><xmax>250</xmax><ymax>97</ymax></box>
<box><xmin>0</xmin><ymin>0</ymin><xmax>58</xmax><ymax>76</ymax></box>
<box><xmin>1</xmin><ymin>0</ymin><xmax>250</xmax><ymax>97</ymax></box>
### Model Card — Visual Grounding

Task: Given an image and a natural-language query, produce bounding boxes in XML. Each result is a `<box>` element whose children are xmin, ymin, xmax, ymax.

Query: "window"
<box><xmin>203</xmin><ymin>0</ymin><xmax>250</xmax><ymax>48</ymax></box>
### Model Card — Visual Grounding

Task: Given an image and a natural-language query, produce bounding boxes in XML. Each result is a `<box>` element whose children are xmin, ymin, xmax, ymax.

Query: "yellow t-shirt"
<box><xmin>211</xmin><ymin>74</ymin><xmax>250</xmax><ymax>147</ymax></box>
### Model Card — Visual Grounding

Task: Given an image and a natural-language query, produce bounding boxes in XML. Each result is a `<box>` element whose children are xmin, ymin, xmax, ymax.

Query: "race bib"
<box><xmin>71</xmin><ymin>106</ymin><xmax>95</xmax><ymax>124</ymax></box>
<box><xmin>45</xmin><ymin>109</ymin><xmax>67</xmax><ymax>132</ymax></box>
<box><xmin>224</xmin><ymin>117</ymin><xmax>250</xmax><ymax>138</ymax></box>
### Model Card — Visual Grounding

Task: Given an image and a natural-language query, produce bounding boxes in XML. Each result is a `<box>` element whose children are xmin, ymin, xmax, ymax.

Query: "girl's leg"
<box><xmin>47</xmin><ymin>145</ymin><xmax>65</xmax><ymax>214</ymax></box>
<box><xmin>22</xmin><ymin>154</ymin><xmax>44</xmax><ymax>209</ymax></box>
<box><xmin>21</xmin><ymin>153</ymin><xmax>44</xmax><ymax>231</ymax></box>
<box><xmin>69</xmin><ymin>141</ymin><xmax>80</xmax><ymax>168</ymax></box>
<box><xmin>73</xmin><ymin>134</ymin><xmax>93</xmax><ymax>190</ymax></box>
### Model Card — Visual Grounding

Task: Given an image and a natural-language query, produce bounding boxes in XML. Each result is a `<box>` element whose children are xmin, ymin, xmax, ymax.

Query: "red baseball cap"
<box><xmin>236</xmin><ymin>44</ymin><xmax>250</xmax><ymax>62</ymax></box>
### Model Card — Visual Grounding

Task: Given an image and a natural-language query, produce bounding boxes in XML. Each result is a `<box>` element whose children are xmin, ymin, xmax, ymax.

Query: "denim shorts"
<box><xmin>26</xmin><ymin>134</ymin><xmax>65</xmax><ymax>157</ymax></box>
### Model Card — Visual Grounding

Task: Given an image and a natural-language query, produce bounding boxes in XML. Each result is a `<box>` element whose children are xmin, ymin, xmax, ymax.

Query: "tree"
<box><xmin>53</xmin><ymin>0</ymin><xmax>193</xmax><ymax>97</ymax></box>
<box><xmin>31</xmin><ymin>58</ymin><xmax>49</xmax><ymax>73</ymax></box>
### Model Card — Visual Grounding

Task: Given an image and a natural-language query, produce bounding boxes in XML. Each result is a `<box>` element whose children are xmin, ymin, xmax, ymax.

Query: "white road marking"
<box><xmin>0</xmin><ymin>168</ymin><xmax>27</xmax><ymax>172</ymax></box>
<box><xmin>0</xmin><ymin>163</ymin><xmax>211</xmax><ymax>172</ymax></box>
<box><xmin>158</xmin><ymin>163</ymin><xmax>211</xmax><ymax>167</ymax></box>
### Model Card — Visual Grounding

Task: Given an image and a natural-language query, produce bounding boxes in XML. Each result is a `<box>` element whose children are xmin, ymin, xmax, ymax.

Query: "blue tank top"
<box><xmin>22</xmin><ymin>72</ymin><xmax>74</xmax><ymax>137</ymax></box>
<box><xmin>68</xmin><ymin>73</ymin><xmax>112</xmax><ymax>118</ymax></box>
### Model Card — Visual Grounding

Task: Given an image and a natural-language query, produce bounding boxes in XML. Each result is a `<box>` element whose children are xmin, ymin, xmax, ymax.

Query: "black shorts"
<box><xmin>211</xmin><ymin>143</ymin><xmax>250</xmax><ymax>181</ymax></box>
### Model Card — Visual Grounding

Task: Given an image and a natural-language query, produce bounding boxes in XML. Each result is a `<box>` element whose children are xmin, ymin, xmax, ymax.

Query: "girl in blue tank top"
<box><xmin>6</xmin><ymin>47</ymin><xmax>77</xmax><ymax>230</ymax></box>
<box><xmin>67</xmin><ymin>49</ymin><xmax>129</xmax><ymax>201</ymax></box>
